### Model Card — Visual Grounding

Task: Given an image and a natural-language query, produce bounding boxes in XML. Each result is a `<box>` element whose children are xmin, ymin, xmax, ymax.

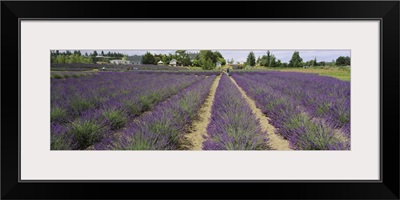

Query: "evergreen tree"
<box><xmin>266</xmin><ymin>51</ymin><xmax>271</xmax><ymax>67</ymax></box>
<box><xmin>269</xmin><ymin>55</ymin><xmax>277</xmax><ymax>67</ymax></box>
<box><xmin>288</xmin><ymin>51</ymin><xmax>303</xmax><ymax>68</ymax></box>
<box><xmin>246</xmin><ymin>51</ymin><xmax>256</xmax><ymax>66</ymax></box>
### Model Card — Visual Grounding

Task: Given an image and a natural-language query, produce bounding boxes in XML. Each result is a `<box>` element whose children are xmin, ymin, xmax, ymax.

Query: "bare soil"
<box><xmin>229</xmin><ymin>77</ymin><xmax>292</xmax><ymax>150</ymax></box>
<box><xmin>180</xmin><ymin>75</ymin><xmax>221</xmax><ymax>150</ymax></box>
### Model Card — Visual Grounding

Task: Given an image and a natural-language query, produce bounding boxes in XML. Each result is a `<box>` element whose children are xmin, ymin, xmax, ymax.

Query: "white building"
<box><xmin>157</xmin><ymin>60</ymin><xmax>164</xmax><ymax>65</ymax></box>
<box><xmin>110</xmin><ymin>60</ymin><xmax>131</xmax><ymax>65</ymax></box>
<box><xmin>216</xmin><ymin>61</ymin><xmax>222</xmax><ymax>68</ymax></box>
<box><xmin>169</xmin><ymin>59</ymin><xmax>177</xmax><ymax>67</ymax></box>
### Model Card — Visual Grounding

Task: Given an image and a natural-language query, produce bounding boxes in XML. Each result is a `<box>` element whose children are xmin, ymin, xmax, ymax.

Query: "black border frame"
<box><xmin>2</xmin><ymin>1</ymin><xmax>399</xmax><ymax>199</ymax></box>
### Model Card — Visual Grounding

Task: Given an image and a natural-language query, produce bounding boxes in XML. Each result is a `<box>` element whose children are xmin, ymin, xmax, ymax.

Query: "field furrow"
<box><xmin>232</xmin><ymin>73</ymin><xmax>349</xmax><ymax>150</ymax></box>
<box><xmin>180</xmin><ymin>75</ymin><xmax>222</xmax><ymax>150</ymax></box>
<box><xmin>51</xmin><ymin>73</ymin><xmax>205</xmax><ymax>150</ymax></box>
<box><xmin>229</xmin><ymin>77</ymin><xmax>292</xmax><ymax>150</ymax></box>
<box><xmin>95</xmin><ymin>75</ymin><xmax>217</xmax><ymax>150</ymax></box>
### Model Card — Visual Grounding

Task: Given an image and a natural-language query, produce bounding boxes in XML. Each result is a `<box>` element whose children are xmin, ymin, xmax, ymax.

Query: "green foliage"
<box><xmin>218</xmin><ymin>57</ymin><xmax>226</xmax><ymax>66</ymax></box>
<box><xmin>246</xmin><ymin>51</ymin><xmax>256</xmax><ymax>66</ymax></box>
<box><xmin>258</xmin><ymin>51</ymin><xmax>280</xmax><ymax>67</ymax></box>
<box><xmin>269</xmin><ymin>55</ymin><xmax>277</xmax><ymax>67</ymax></box>
<box><xmin>51</xmin><ymin>134</ymin><xmax>73</xmax><ymax>150</ymax></box>
<box><xmin>142</xmin><ymin>52</ymin><xmax>155</xmax><ymax>64</ymax></box>
<box><xmin>336</xmin><ymin>56</ymin><xmax>350</xmax><ymax>66</ymax></box>
<box><xmin>51</xmin><ymin>54</ymin><xmax>93</xmax><ymax>64</ymax></box>
<box><xmin>70</xmin><ymin>98</ymin><xmax>93</xmax><ymax>114</ymax></box>
<box><xmin>51</xmin><ymin>107</ymin><xmax>67</xmax><ymax>123</ymax></box>
<box><xmin>289</xmin><ymin>51</ymin><xmax>303</xmax><ymax>68</ymax></box>
<box><xmin>102</xmin><ymin>108</ymin><xmax>127</xmax><ymax>130</ymax></box>
<box><xmin>69</xmin><ymin>119</ymin><xmax>106</xmax><ymax>149</ymax></box>
<box><xmin>194</xmin><ymin>50</ymin><xmax>226</xmax><ymax>70</ymax></box>
<box><xmin>304</xmin><ymin>58</ymin><xmax>318</xmax><ymax>67</ymax></box>
<box><xmin>201</xmin><ymin>58</ymin><xmax>215</xmax><ymax>70</ymax></box>
<box><xmin>51</xmin><ymin>73</ymin><xmax>64</xmax><ymax>79</ymax></box>
<box><xmin>175</xmin><ymin>50</ymin><xmax>191</xmax><ymax>66</ymax></box>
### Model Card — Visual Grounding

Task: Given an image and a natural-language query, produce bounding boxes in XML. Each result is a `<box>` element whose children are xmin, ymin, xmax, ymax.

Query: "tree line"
<box><xmin>142</xmin><ymin>50</ymin><xmax>226</xmax><ymax>70</ymax></box>
<box><xmin>51</xmin><ymin>50</ymin><xmax>126</xmax><ymax>64</ymax></box>
<box><xmin>51</xmin><ymin>50</ymin><xmax>350</xmax><ymax>68</ymax></box>
<box><xmin>245</xmin><ymin>51</ymin><xmax>350</xmax><ymax>68</ymax></box>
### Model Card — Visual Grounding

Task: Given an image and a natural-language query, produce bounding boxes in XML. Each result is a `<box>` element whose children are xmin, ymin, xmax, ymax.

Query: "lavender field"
<box><xmin>51</xmin><ymin>71</ymin><xmax>350</xmax><ymax>150</ymax></box>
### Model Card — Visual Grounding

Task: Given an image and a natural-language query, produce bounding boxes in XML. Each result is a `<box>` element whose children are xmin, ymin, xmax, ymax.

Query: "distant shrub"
<box><xmin>52</xmin><ymin>73</ymin><xmax>63</xmax><ymax>79</ymax></box>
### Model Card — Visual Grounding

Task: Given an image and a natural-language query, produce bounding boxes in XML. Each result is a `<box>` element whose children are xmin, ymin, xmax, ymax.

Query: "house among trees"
<box><xmin>216</xmin><ymin>61</ymin><xmax>222</xmax><ymax>68</ymax></box>
<box><xmin>110</xmin><ymin>60</ymin><xmax>131</xmax><ymax>65</ymax></box>
<box><xmin>169</xmin><ymin>59</ymin><xmax>177</xmax><ymax>67</ymax></box>
<box><xmin>157</xmin><ymin>60</ymin><xmax>164</xmax><ymax>65</ymax></box>
<box><xmin>126</xmin><ymin>55</ymin><xmax>143</xmax><ymax>65</ymax></box>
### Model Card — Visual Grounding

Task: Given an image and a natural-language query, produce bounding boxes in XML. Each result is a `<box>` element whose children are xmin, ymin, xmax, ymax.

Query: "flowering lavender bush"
<box><xmin>203</xmin><ymin>74</ymin><xmax>267</xmax><ymax>150</ymax></box>
<box><xmin>232</xmin><ymin>72</ymin><xmax>349</xmax><ymax>150</ymax></box>
<box><xmin>51</xmin><ymin>72</ymin><xmax>205</xmax><ymax>150</ymax></box>
<box><xmin>95</xmin><ymin>75</ymin><xmax>216</xmax><ymax>150</ymax></box>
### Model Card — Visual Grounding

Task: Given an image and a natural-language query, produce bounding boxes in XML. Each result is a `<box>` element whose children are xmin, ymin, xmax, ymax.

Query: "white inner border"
<box><xmin>21</xmin><ymin>21</ymin><xmax>380</xmax><ymax>180</ymax></box>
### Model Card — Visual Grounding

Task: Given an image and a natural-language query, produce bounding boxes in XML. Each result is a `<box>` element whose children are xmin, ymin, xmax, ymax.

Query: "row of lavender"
<box><xmin>95</xmin><ymin>75</ymin><xmax>216</xmax><ymax>150</ymax></box>
<box><xmin>51</xmin><ymin>70</ymin><xmax>221</xmax><ymax>79</ymax></box>
<box><xmin>232</xmin><ymin>72</ymin><xmax>350</xmax><ymax>150</ymax></box>
<box><xmin>51</xmin><ymin>72</ymin><xmax>205</xmax><ymax>150</ymax></box>
<box><xmin>51</xmin><ymin>71</ymin><xmax>97</xmax><ymax>79</ymax></box>
<box><xmin>203</xmin><ymin>74</ymin><xmax>267</xmax><ymax>150</ymax></box>
<box><xmin>51</xmin><ymin>63</ymin><xmax>188</xmax><ymax>71</ymax></box>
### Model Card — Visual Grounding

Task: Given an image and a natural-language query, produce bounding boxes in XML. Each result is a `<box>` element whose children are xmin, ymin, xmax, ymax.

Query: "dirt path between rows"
<box><xmin>180</xmin><ymin>75</ymin><xmax>221</xmax><ymax>150</ymax></box>
<box><xmin>229</xmin><ymin>77</ymin><xmax>292</xmax><ymax>151</ymax></box>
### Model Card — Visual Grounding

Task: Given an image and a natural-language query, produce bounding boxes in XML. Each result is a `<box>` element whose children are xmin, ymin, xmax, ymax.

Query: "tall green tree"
<box><xmin>142</xmin><ymin>52</ymin><xmax>155</xmax><ymax>64</ymax></box>
<box><xmin>266</xmin><ymin>51</ymin><xmax>271</xmax><ymax>66</ymax></box>
<box><xmin>288</xmin><ymin>51</ymin><xmax>303</xmax><ymax>68</ymax></box>
<box><xmin>198</xmin><ymin>50</ymin><xmax>216</xmax><ymax>70</ymax></box>
<box><xmin>269</xmin><ymin>55</ymin><xmax>277</xmax><ymax>67</ymax></box>
<box><xmin>246</xmin><ymin>51</ymin><xmax>256</xmax><ymax>66</ymax></box>
<box><xmin>202</xmin><ymin>58</ymin><xmax>215</xmax><ymax>70</ymax></box>
<box><xmin>175</xmin><ymin>50</ymin><xmax>191</xmax><ymax>66</ymax></box>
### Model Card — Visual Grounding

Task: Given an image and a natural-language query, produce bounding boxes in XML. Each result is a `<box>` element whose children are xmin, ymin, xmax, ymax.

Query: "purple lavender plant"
<box><xmin>232</xmin><ymin>72</ymin><xmax>349</xmax><ymax>150</ymax></box>
<box><xmin>51</xmin><ymin>72</ymin><xmax>205</xmax><ymax>150</ymax></box>
<box><xmin>94</xmin><ymin>75</ymin><xmax>216</xmax><ymax>150</ymax></box>
<box><xmin>203</xmin><ymin>74</ymin><xmax>267</xmax><ymax>150</ymax></box>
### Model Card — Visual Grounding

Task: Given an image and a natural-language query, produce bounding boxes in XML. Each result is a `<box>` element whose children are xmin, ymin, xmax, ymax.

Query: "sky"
<box><xmin>67</xmin><ymin>50</ymin><xmax>350</xmax><ymax>63</ymax></box>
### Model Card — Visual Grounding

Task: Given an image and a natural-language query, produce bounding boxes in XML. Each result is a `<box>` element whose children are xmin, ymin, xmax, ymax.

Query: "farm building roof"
<box><xmin>126</xmin><ymin>55</ymin><xmax>143</xmax><ymax>63</ymax></box>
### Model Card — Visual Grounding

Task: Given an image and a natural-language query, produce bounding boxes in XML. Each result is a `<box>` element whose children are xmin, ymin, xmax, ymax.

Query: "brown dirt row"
<box><xmin>229</xmin><ymin>77</ymin><xmax>292</xmax><ymax>151</ymax></box>
<box><xmin>180</xmin><ymin>75</ymin><xmax>222</xmax><ymax>150</ymax></box>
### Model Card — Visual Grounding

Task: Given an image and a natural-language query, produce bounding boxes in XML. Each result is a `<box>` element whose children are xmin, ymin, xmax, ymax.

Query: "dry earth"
<box><xmin>180</xmin><ymin>75</ymin><xmax>221</xmax><ymax>150</ymax></box>
<box><xmin>229</xmin><ymin>77</ymin><xmax>292</xmax><ymax>150</ymax></box>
